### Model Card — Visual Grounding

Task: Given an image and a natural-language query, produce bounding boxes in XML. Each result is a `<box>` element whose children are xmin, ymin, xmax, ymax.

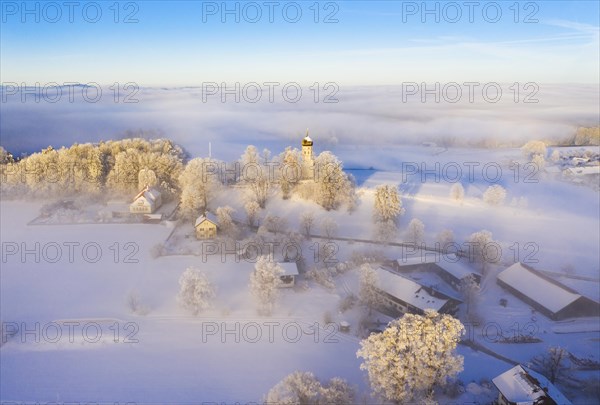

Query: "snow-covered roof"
<box><xmin>375</xmin><ymin>267</ymin><xmax>448</xmax><ymax>311</ymax></box>
<box><xmin>563</xmin><ymin>166</ymin><xmax>600</xmax><ymax>176</ymax></box>
<box><xmin>133</xmin><ymin>186</ymin><xmax>161</xmax><ymax>203</ymax></box>
<box><xmin>436</xmin><ymin>256</ymin><xmax>480</xmax><ymax>281</ymax></box>
<box><xmin>492</xmin><ymin>365</ymin><xmax>572</xmax><ymax>405</ymax></box>
<box><xmin>394</xmin><ymin>255</ymin><xmax>438</xmax><ymax>267</ymax></box>
<box><xmin>195</xmin><ymin>212</ymin><xmax>218</xmax><ymax>227</ymax></box>
<box><xmin>277</xmin><ymin>262</ymin><xmax>299</xmax><ymax>276</ymax></box>
<box><xmin>497</xmin><ymin>263</ymin><xmax>581</xmax><ymax>314</ymax></box>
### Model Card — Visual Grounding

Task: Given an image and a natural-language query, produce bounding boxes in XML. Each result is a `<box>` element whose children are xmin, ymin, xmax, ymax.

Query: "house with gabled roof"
<box><xmin>492</xmin><ymin>364</ymin><xmax>572</xmax><ymax>405</ymax></box>
<box><xmin>195</xmin><ymin>212</ymin><xmax>218</xmax><ymax>239</ymax></box>
<box><xmin>130</xmin><ymin>185</ymin><xmax>162</xmax><ymax>214</ymax></box>
<box><xmin>497</xmin><ymin>262</ymin><xmax>600</xmax><ymax>321</ymax></box>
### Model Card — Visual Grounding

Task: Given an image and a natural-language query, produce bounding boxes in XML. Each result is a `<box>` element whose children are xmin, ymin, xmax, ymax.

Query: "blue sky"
<box><xmin>1</xmin><ymin>1</ymin><xmax>599</xmax><ymax>85</ymax></box>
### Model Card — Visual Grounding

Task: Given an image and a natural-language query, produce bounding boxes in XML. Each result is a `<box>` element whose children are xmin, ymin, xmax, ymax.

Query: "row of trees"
<box><xmin>1</xmin><ymin>138</ymin><xmax>185</xmax><ymax>199</ymax></box>
<box><xmin>1</xmin><ymin>139</ymin><xmax>356</xmax><ymax>217</ymax></box>
<box><xmin>177</xmin><ymin>145</ymin><xmax>356</xmax><ymax>223</ymax></box>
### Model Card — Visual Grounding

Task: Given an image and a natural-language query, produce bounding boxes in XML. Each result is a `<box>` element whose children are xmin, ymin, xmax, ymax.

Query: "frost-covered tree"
<box><xmin>240</xmin><ymin>145</ymin><xmax>260</xmax><ymax>168</ymax></box>
<box><xmin>106</xmin><ymin>148</ymin><xmax>141</xmax><ymax>194</ymax></box>
<box><xmin>574</xmin><ymin>126</ymin><xmax>600</xmax><ymax>146</ymax></box>
<box><xmin>449</xmin><ymin>183</ymin><xmax>465</xmax><ymax>201</ymax></box>
<box><xmin>550</xmin><ymin>149</ymin><xmax>561</xmax><ymax>163</ymax></box>
<box><xmin>262</xmin><ymin>214</ymin><xmax>288</xmax><ymax>235</ymax></box>
<box><xmin>374</xmin><ymin>219</ymin><xmax>397</xmax><ymax>244</ymax></box>
<box><xmin>278</xmin><ymin>147</ymin><xmax>302</xmax><ymax>199</ymax></box>
<box><xmin>0</xmin><ymin>146</ymin><xmax>14</xmax><ymax>164</ymax></box>
<box><xmin>265</xmin><ymin>371</ymin><xmax>355</xmax><ymax>405</ymax></box>
<box><xmin>300</xmin><ymin>211</ymin><xmax>315</xmax><ymax>238</ymax></box>
<box><xmin>138</xmin><ymin>167</ymin><xmax>158</xmax><ymax>190</ymax></box>
<box><xmin>216</xmin><ymin>206</ymin><xmax>239</xmax><ymax>239</ymax></box>
<box><xmin>374</xmin><ymin>184</ymin><xmax>404</xmax><ymax>222</ymax></box>
<box><xmin>531</xmin><ymin>153</ymin><xmax>546</xmax><ymax>171</ymax></box>
<box><xmin>244</xmin><ymin>199</ymin><xmax>261</xmax><ymax>227</ymax></box>
<box><xmin>460</xmin><ymin>274</ymin><xmax>480</xmax><ymax>320</ymax></box>
<box><xmin>178</xmin><ymin>158</ymin><xmax>220</xmax><ymax>219</ymax></box>
<box><xmin>240</xmin><ymin>145</ymin><xmax>272</xmax><ymax>208</ymax></box>
<box><xmin>249</xmin><ymin>256</ymin><xmax>283</xmax><ymax>315</ymax></box>
<box><xmin>521</xmin><ymin>140</ymin><xmax>547</xmax><ymax>158</ymax></box>
<box><xmin>482</xmin><ymin>184</ymin><xmax>506</xmax><ymax>206</ymax></box>
<box><xmin>357</xmin><ymin>310</ymin><xmax>464</xmax><ymax>403</ymax></box>
<box><xmin>177</xmin><ymin>267</ymin><xmax>216</xmax><ymax>315</ymax></box>
<box><xmin>314</xmin><ymin>151</ymin><xmax>354</xmax><ymax>210</ymax></box>
<box><xmin>359</xmin><ymin>264</ymin><xmax>381</xmax><ymax>314</ymax></box>
<box><xmin>321</xmin><ymin>217</ymin><xmax>338</xmax><ymax>240</ymax></box>
<box><xmin>436</xmin><ymin>229</ymin><xmax>455</xmax><ymax>250</ymax></box>
<box><xmin>406</xmin><ymin>218</ymin><xmax>425</xmax><ymax>244</ymax></box>
<box><xmin>465</xmin><ymin>230</ymin><xmax>500</xmax><ymax>272</ymax></box>
<box><xmin>533</xmin><ymin>346</ymin><xmax>570</xmax><ymax>384</ymax></box>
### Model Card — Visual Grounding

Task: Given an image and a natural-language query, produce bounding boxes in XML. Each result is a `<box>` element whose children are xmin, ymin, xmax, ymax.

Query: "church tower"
<box><xmin>301</xmin><ymin>129</ymin><xmax>314</xmax><ymax>179</ymax></box>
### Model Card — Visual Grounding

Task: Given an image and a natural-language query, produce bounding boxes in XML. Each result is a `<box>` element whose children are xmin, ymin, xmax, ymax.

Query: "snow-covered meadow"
<box><xmin>1</xmin><ymin>138</ymin><xmax>599</xmax><ymax>403</ymax></box>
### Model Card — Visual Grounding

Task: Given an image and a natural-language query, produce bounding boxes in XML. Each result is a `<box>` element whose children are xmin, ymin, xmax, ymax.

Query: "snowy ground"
<box><xmin>1</xmin><ymin>145</ymin><xmax>599</xmax><ymax>403</ymax></box>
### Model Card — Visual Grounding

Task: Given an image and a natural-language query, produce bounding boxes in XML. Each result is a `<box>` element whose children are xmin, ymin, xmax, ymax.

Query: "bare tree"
<box><xmin>359</xmin><ymin>264</ymin><xmax>381</xmax><ymax>315</ymax></box>
<box><xmin>250</xmin><ymin>257</ymin><xmax>283</xmax><ymax>315</ymax></box>
<box><xmin>406</xmin><ymin>218</ymin><xmax>425</xmax><ymax>244</ymax></box>
<box><xmin>321</xmin><ymin>217</ymin><xmax>338</xmax><ymax>240</ymax></box>
<box><xmin>262</xmin><ymin>214</ymin><xmax>288</xmax><ymax>235</ymax></box>
<box><xmin>460</xmin><ymin>274</ymin><xmax>480</xmax><ymax>321</ymax></box>
<box><xmin>300</xmin><ymin>211</ymin><xmax>315</xmax><ymax>238</ymax></box>
<box><xmin>244</xmin><ymin>199</ymin><xmax>261</xmax><ymax>227</ymax></box>
<box><xmin>533</xmin><ymin>346</ymin><xmax>570</xmax><ymax>384</ymax></box>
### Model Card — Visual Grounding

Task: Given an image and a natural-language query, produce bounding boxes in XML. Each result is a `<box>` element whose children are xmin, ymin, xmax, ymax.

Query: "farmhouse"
<box><xmin>277</xmin><ymin>262</ymin><xmax>299</xmax><ymax>288</ymax></box>
<box><xmin>374</xmin><ymin>267</ymin><xmax>461</xmax><ymax>317</ymax></box>
<box><xmin>492</xmin><ymin>364</ymin><xmax>572</xmax><ymax>405</ymax></box>
<box><xmin>497</xmin><ymin>262</ymin><xmax>600</xmax><ymax>321</ymax></box>
<box><xmin>130</xmin><ymin>185</ymin><xmax>162</xmax><ymax>214</ymax></box>
<box><xmin>195</xmin><ymin>212</ymin><xmax>218</xmax><ymax>240</ymax></box>
<box><xmin>388</xmin><ymin>253</ymin><xmax>481</xmax><ymax>290</ymax></box>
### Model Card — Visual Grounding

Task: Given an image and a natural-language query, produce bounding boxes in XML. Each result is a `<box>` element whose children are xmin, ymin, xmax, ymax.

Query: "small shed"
<box><xmin>277</xmin><ymin>262</ymin><xmax>299</xmax><ymax>288</ymax></box>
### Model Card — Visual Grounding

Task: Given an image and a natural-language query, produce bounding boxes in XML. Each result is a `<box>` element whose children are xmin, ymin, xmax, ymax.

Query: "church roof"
<box><xmin>302</xmin><ymin>134</ymin><xmax>313</xmax><ymax>146</ymax></box>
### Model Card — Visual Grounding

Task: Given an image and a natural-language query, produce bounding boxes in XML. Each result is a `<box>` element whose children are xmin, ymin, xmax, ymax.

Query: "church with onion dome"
<box><xmin>301</xmin><ymin>129</ymin><xmax>314</xmax><ymax>179</ymax></box>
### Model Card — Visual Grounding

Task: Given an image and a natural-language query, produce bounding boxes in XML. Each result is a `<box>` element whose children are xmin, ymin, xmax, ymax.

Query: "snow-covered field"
<box><xmin>1</xmin><ymin>145</ymin><xmax>599</xmax><ymax>403</ymax></box>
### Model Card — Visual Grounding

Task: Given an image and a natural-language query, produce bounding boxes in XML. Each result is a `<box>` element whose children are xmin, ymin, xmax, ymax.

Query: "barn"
<box><xmin>387</xmin><ymin>254</ymin><xmax>481</xmax><ymax>290</ymax></box>
<box><xmin>497</xmin><ymin>262</ymin><xmax>600</xmax><ymax>321</ymax></box>
<box><xmin>374</xmin><ymin>267</ymin><xmax>461</xmax><ymax>317</ymax></box>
